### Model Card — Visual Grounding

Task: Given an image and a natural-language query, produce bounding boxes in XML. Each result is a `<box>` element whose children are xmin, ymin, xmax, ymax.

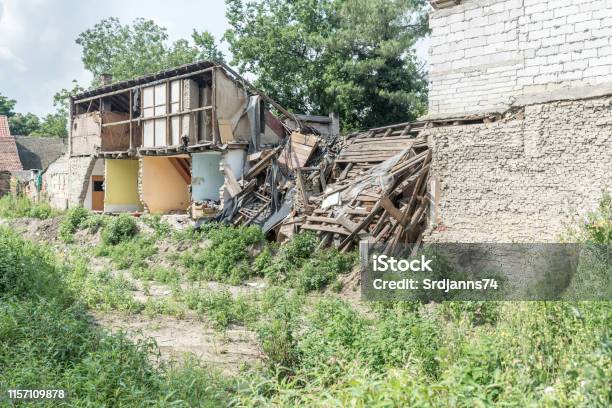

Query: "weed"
<box><xmin>0</xmin><ymin>195</ymin><xmax>56</xmax><ymax>219</ymax></box>
<box><xmin>102</xmin><ymin>214</ymin><xmax>138</xmax><ymax>245</ymax></box>
<box><xmin>182</xmin><ymin>224</ymin><xmax>264</xmax><ymax>283</ymax></box>
<box><xmin>141</xmin><ymin>214</ymin><xmax>172</xmax><ymax>238</ymax></box>
<box><xmin>96</xmin><ymin>235</ymin><xmax>158</xmax><ymax>270</ymax></box>
<box><xmin>58</xmin><ymin>206</ymin><xmax>90</xmax><ymax>243</ymax></box>
<box><xmin>183</xmin><ymin>288</ymin><xmax>259</xmax><ymax>330</ymax></box>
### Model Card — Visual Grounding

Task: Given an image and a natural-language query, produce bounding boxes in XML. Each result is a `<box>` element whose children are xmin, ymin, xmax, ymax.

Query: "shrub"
<box><xmin>0</xmin><ymin>195</ymin><xmax>55</xmax><ymax>219</ymax></box>
<box><xmin>183</xmin><ymin>224</ymin><xmax>264</xmax><ymax>283</ymax></box>
<box><xmin>183</xmin><ymin>289</ymin><xmax>259</xmax><ymax>330</ymax></box>
<box><xmin>0</xmin><ymin>227</ymin><xmax>66</xmax><ymax>301</ymax></box>
<box><xmin>59</xmin><ymin>206</ymin><xmax>90</xmax><ymax>242</ymax></box>
<box><xmin>295</xmin><ymin>249</ymin><xmax>355</xmax><ymax>292</ymax></box>
<box><xmin>96</xmin><ymin>235</ymin><xmax>157</xmax><ymax>270</ymax></box>
<box><xmin>141</xmin><ymin>214</ymin><xmax>172</xmax><ymax>238</ymax></box>
<box><xmin>102</xmin><ymin>214</ymin><xmax>138</xmax><ymax>245</ymax></box>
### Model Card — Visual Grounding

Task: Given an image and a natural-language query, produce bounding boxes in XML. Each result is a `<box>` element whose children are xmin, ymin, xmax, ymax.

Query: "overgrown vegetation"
<box><xmin>0</xmin><ymin>195</ymin><xmax>55</xmax><ymax>219</ymax></box>
<box><xmin>1</xmin><ymin>193</ymin><xmax>610</xmax><ymax>406</ymax></box>
<box><xmin>0</xmin><ymin>227</ymin><xmax>230</xmax><ymax>406</ymax></box>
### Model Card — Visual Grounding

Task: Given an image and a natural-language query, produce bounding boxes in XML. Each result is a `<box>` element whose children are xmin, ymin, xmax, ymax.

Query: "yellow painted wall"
<box><xmin>141</xmin><ymin>157</ymin><xmax>190</xmax><ymax>213</ymax></box>
<box><xmin>104</xmin><ymin>159</ymin><xmax>142</xmax><ymax>212</ymax></box>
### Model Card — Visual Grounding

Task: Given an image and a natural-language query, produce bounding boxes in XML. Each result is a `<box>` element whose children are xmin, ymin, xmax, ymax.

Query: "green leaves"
<box><xmin>76</xmin><ymin>17</ymin><xmax>225</xmax><ymax>86</ymax></box>
<box><xmin>225</xmin><ymin>0</ymin><xmax>429</xmax><ymax>131</ymax></box>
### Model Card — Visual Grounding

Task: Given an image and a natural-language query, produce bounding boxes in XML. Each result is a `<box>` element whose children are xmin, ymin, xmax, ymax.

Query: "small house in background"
<box><xmin>66</xmin><ymin>60</ymin><xmax>333</xmax><ymax>216</ymax></box>
<box><xmin>0</xmin><ymin>115</ymin><xmax>23</xmax><ymax>197</ymax></box>
<box><xmin>14</xmin><ymin>136</ymin><xmax>66</xmax><ymax>201</ymax></box>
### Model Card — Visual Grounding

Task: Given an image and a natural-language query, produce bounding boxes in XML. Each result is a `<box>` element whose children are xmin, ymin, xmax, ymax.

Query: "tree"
<box><xmin>224</xmin><ymin>0</ymin><xmax>429</xmax><ymax>131</ymax></box>
<box><xmin>8</xmin><ymin>113</ymin><xmax>41</xmax><ymax>136</ymax></box>
<box><xmin>0</xmin><ymin>93</ymin><xmax>16</xmax><ymax>117</ymax></box>
<box><xmin>76</xmin><ymin>18</ymin><xmax>224</xmax><ymax>86</ymax></box>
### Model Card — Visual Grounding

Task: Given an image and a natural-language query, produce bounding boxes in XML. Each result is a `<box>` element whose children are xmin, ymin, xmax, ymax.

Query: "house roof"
<box><xmin>0</xmin><ymin>116</ymin><xmax>23</xmax><ymax>171</ymax></box>
<box><xmin>15</xmin><ymin>136</ymin><xmax>66</xmax><ymax>171</ymax></box>
<box><xmin>0</xmin><ymin>115</ymin><xmax>10</xmax><ymax>138</ymax></box>
<box><xmin>73</xmin><ymin>60</ymin><xmax>218</xmax><ymax>101</ymax></box>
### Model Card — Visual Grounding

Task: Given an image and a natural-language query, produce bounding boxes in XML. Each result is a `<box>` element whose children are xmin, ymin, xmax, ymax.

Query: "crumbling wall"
<box><xmin>424</xmin><ymin>96</ymin><xmax>612</xmax><ymax>242</ymax></box>
<box><xmin>42</xmin><ymin>155</ymin><xmax>69</xmax><ymax>209</ymax></box>
<box><xmin>428</xmin><ymin>0</ymin><xmax>612</xmax><ymax>116</ymax></box>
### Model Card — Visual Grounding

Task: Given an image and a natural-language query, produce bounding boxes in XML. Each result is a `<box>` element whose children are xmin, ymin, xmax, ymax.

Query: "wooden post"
<box><xmin>212</xmin><ymin>67</ymin><xmax>218</xmax><ymax>145</ymax></box>
<box><xmin>129</xmin><ymin>90</ymin><xmax>133</xmax><ymax>152</ymax></box>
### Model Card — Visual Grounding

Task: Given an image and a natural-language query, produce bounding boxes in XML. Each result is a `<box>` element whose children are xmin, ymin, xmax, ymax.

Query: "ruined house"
<box><xmin>63</xmin><ymin>61</ymin><xmax>331</xmax><ymax>215</ymax></box>
<box><xmin>422</xmin><ymin>0</ymin><xmax>612</xmax><ymax>242</ymax></box>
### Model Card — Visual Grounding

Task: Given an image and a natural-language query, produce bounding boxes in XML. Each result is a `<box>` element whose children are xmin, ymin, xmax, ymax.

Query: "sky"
<box><xmin>0</xmin><ymin>0</ymin><xmax>429</xmax><ymax>117</ymax></box>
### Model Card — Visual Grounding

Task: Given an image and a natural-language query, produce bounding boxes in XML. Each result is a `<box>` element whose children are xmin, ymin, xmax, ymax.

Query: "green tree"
<box><xmin>224</xmin><ymin>0</ymin><xmax>429</xmax><ymax>131</ymax></box>
<box><xmin>76</xmin><ymin>18</ymin><xmax>224</xmax><ymax>86</ymax></box>
<box><xmin>8</xmin><ymin>112</ymin><xmax>41</xmax><ymax>136</ymax></box>
<box><xmin>0</xmin><ymin>93</ymin><xmax>17</xmax><ymax>117</ymax></box>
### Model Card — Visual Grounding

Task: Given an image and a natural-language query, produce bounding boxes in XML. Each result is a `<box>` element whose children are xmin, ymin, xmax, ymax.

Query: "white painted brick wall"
<box><xmin>428</xmin><ymin>0</ymin><xmax>612</xmax><ymax>116</ymax></box>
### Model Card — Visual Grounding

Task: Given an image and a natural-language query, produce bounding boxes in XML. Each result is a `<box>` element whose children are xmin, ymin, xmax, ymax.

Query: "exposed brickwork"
<box><xmin>424</xmin><ymin>96</ymin><xmax>612</xmax><ymax>242</ymax></box>
<box><xmin>428</xmin><ymin>0</ymin><xmax>612</xmax><ymax>116</ymax></box>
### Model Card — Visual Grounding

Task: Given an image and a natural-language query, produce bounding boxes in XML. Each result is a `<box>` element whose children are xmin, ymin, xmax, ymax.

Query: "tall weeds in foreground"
<box><xmin>0</xmin><ymin>195</ymin><xmax>55</xmax><ymax>219</ymax></box>
<box><xmin>0</xmin><ymin>227</ymin><xmax>231</xmax><ymax>406</ymax></box>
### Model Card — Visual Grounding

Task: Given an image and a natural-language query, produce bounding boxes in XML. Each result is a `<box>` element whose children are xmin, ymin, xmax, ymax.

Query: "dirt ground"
<box><xmin>92</xmin><ymin>312</ymin><xmax>261</xmax><ymax>374</ymax></box>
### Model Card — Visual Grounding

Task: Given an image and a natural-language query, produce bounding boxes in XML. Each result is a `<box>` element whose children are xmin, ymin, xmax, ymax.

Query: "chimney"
<box><xmin>101</xmin><ymin>73</ymin><xmax>112</xmax><ymax>86</ymax></box>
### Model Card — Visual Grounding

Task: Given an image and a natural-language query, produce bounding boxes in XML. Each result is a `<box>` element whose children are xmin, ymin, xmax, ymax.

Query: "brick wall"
<box><xmin>428</xmin><ymin>0</ymin><xmax>612</xmax><ymax>116</ymax></box>
<box><xmin>423</xmin><ymin>96</ymin><xmax>612</xmax><ymax>242</ymax></box>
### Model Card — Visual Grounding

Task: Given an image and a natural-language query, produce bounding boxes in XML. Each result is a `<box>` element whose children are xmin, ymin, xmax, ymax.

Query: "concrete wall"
<box><xmin>104</xmin><ymin>159</ymin><xmax>142</xmax><ymax>212</ymax></box>
<box><xmin>424</xmin><ymin>96</ymin><xmax>612</xmax><ymax>242</ymax></box>
<box><xmin>141</xmin><ymin>156</ymin><xmax>190</xmax><ymax>213</ymax></box>
<box><xmin>428</xmin><ymin>0</ymin><xmax>612</xmax><ymax>117</ymax></box>
<box><xmin>83</xmin><ymin>159</ymin><xmax>105</xmax><ymax>210</ymax></box>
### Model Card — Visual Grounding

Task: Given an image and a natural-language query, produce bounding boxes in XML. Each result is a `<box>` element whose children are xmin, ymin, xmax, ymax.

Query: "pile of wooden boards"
<box><xmin>221</xmin><ymin>121</ymin><xmax>432</xmax><ymax>250</ymax></box>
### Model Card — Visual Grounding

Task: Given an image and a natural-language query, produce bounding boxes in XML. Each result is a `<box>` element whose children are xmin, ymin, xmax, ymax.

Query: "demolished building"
<box><xmin>61</xmin><ymin>61</ymin><xmax>337</xmax><ymax>216</ymax></box>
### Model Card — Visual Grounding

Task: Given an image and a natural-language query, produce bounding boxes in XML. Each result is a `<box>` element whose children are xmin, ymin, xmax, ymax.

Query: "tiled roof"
<box><xmin>0</xmin><ymin>115</ymin><xmax>10</xmax><ymax>138</ymax></box>
<box><xmin>0</xmin><ymin>116</ymin><xmax>23</xmax><ymax>171</ymax></box>
<box><xmin>15</xmin><ymin>136</ymin><xmax>66</xmax><ymax>171</ymax></box>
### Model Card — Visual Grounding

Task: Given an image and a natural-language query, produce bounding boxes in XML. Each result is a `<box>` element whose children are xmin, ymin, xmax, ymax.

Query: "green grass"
<box><xmin>1</xmin><ymin>194</ymin><xmax>610</xmax><ymax>407</ymax></box>
<box><xmin>0</xmin><ymin>227</ymin><xmax>231</xmax><ymax>407</ymax></box>
<box><xmin>0</xmin><ymin>195</ymin><xmax>56</xmax><ymax>219</ymax></box>
<box><xmin>183</xmin><ymin>288</ymin><xmax>260</xmax><ymax>330</ymax></box>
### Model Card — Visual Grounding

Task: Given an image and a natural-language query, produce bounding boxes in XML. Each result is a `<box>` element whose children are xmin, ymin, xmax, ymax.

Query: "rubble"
<box><xmin>218</xmin><ymin>121</ymin><xmax>433</xmax><ymax>251</ymax></box>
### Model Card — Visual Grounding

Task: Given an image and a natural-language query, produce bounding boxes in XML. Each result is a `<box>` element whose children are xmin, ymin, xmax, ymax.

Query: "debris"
<box><xmin>213</xmin><ymin>121</ymin><xmax>432</xmax><ymax>251</ymax></box>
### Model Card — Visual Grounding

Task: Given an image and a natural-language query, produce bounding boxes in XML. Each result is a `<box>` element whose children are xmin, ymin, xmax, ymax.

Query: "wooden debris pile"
<box><xmin>216</xmin><ymin>121</ymin><xmax>432</xmax><ymax>250</ymax></box>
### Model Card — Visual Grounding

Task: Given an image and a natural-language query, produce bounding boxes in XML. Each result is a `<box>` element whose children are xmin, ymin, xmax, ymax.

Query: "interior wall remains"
<box><xmin>140</xmin><ymin>156</ymin><xmax>190</xmax><ymax>213</ymax></box>
<box><xmin>191</xmin><ymin>152</ymin><xmax>224</xmax><ymax>202</ymax></box>
<box><xmin>83</xmin><ymin>159</ymin><xmax>105</xmax><ymax>210</ymax></box>
<box><xmin>71</xmin><ymin>113</ymin><xmax>101</xmax><ymax>156</ymax></box>
<box><xmin>104</xmin><ymin>159</ymin><xmax>142</xmax><ymax>213</ymax></box>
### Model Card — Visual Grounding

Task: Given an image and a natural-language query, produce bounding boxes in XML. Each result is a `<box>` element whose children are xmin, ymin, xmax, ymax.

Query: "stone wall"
<box><xmin>424</xmin><ymin>96</ymin><xmax>612</xmax><ymax>242</ymax></box>
<box><xmin>42</xmin><ymin>154</ymin><xmax>95</xmax><ymax>210</ymax></box>
<box><xmin>428</xmin><ymin>0</ymin><xmax>612</xmax><ymax>116</ymax></box>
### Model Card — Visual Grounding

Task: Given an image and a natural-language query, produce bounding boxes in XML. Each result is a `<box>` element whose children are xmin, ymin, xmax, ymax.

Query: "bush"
<box><xmin>183</xmin><ymin>224</ymin><xmax>264</xmax><ymax>283</ymax></box>
<box><xmin>0</xmin><ymin>195</ymin><xmax>55</xmax><ymax>219</ymax></box>
<box><xmin>96</xmin><ymin>235</ymin><xmax>157</xmax><ymax>270</ymax></box>
<box><xmin>0</xmin><ymin>227</ymin><xmax>66</xmax><ymax>301</ymax></box>
<box><xmin>184</xmin><ymin>289</ymin><xmax>259</xmax><ymax>330</ymax></box>
<box><xmin>141</xmin><ymin>214</ymin><xmax>172</xmax><ymax>238</ymax></box>
<box><xmin>59</xmin><ymin>206</ymin><xmax>90</xmax><ymax>242</ymax></box>
<box><xmin>102</xmin><ymin>214</ymin><xmax>138</xmax><ymax>245</ymax></box>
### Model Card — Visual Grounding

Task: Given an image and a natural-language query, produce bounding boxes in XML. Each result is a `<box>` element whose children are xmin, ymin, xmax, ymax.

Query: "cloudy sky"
<box><xmin>0</xmin><ymin>0</ymin><xmax>429</xmax><ymax>117</ymax></box>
